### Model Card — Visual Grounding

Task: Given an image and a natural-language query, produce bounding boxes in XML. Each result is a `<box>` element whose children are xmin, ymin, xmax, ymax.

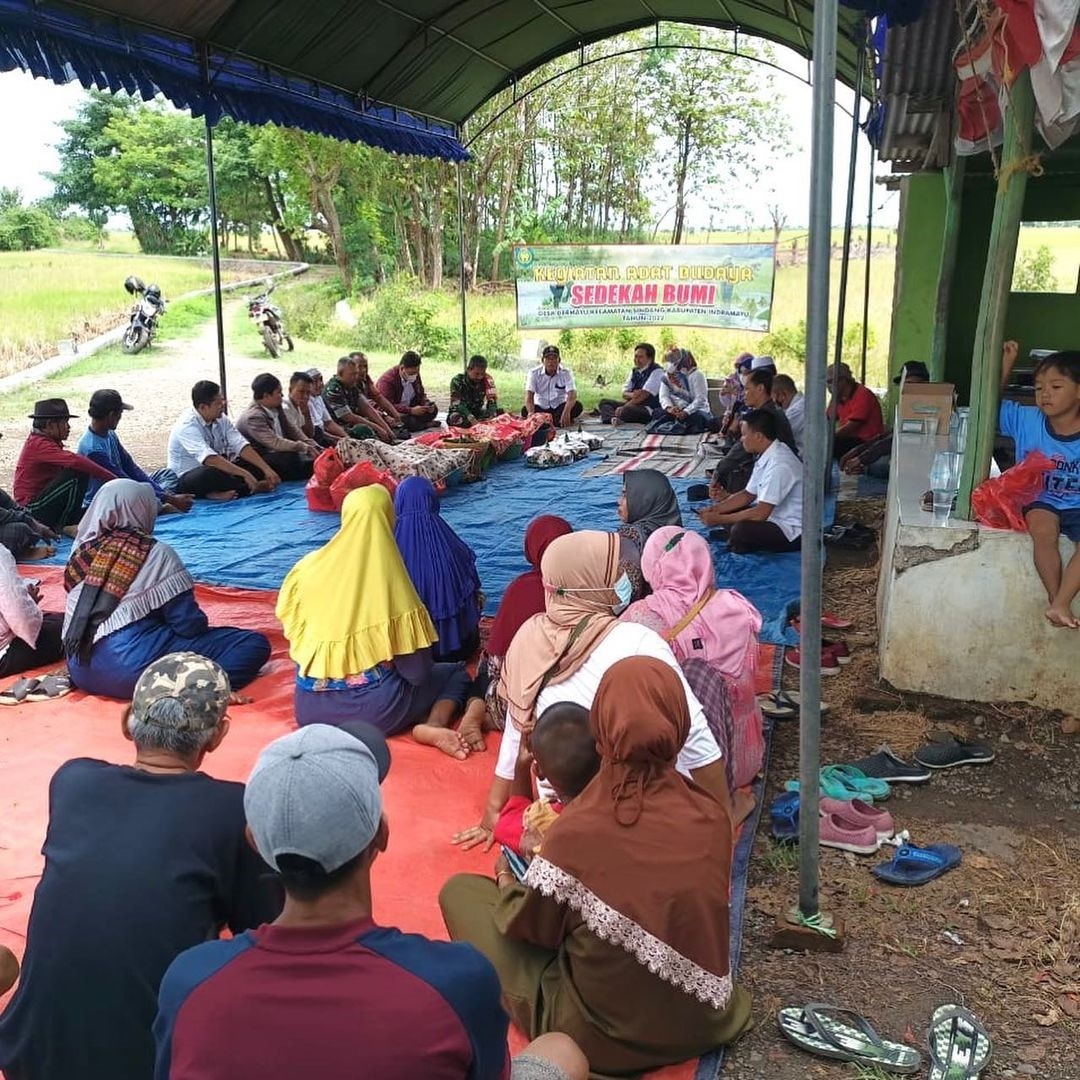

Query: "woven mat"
<box><xmin>582</xmin><ymin>430</ymin><xmax>724</xmax><ymax>478</ymax></box>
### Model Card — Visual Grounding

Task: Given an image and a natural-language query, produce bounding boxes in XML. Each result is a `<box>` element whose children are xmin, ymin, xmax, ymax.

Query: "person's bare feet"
<box><xmin>412</xmin><ymin>723</ymin><xmax>469</xmax><ymax>759</ymax></box>
<box><xmin>159</xmin><ymin>502</ymin><xmax>181</xmax><ymax>515</ymax></box>
<box><xmin>205</xmin><ymin>490</ymin><xmax>238</xmax><ymax>502</ymax></box>
<box><xmin>228</xmin><ymin>691</ymin><xmax>254</xmax><ymax>705</ymax></box>
<box><xmin>1045</xmin><ymin>603</ymin><xmax>1080</xmax><ymax>629</ymax></box>
<box><xmin>61</xmin><ymin>525</ymin><xmax>78</xmax><ymax>539</ymax></box>
<box><xmin>458</xmin><ymin>700</ymin><xmax>487</xmax><ymax>753</ymax></box>
<box><xmin>22</xmin><ymin>545</ymin><xmax>55</xmax><ymax>561</ymax></box>
<box><xmin>252</xmin><ymin>479</ymin><xmax>274</xmax><ymax>494</ymax></box>
<box><xmin>730</xmin><ymin>788</ymin><xmax>757</xmax><ymax>826</ymax></box>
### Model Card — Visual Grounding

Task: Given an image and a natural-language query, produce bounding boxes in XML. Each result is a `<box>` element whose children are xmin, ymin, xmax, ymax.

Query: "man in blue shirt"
<box><xmin>79</xmin><ymin>389</ymin><xmax>193</xmax><ymax>512</ymax></box>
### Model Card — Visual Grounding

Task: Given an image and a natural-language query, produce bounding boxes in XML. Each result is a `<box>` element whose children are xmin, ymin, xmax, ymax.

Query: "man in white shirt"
<box><xmin>597</xmin><ymin>342</ymin><xmax>663</xmax><ymax>425</ymax></box>
<box><xmin>772</xmin><ymin>374</ymin><xmax>806</xmax><ymax>454</ymax></box>
<box><xmin>657</xmin><ymin>347</ymin><xmax>713</xmax><ymax>433</ymax></box>
<box><xmin>167</xmin><ymin>380</ymin><xmax>281</xmax><ymax>502</ymax></box>
<box><xmin>236</xmin><ymin>373</ymin><xmax>320</xmax><ymax>481</ymax></box>
<box><xmin>524</xmin><ymin>345</ymin><xmax>581</xmax><ymax>428</ymax></box>
<box><xmin>303</xmin><ymin>369</ymin><xmax>349</xmax><ymax>445</ymax></box>
<box><xmin>700</xmin><ymin>408</ymin><xmax>803</xmax><ymax>554</ymax></box>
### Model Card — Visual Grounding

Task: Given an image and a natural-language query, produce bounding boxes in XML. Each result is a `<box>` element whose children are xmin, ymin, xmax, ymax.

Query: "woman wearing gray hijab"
<box><xmin>616</xmin><ymin>469</ymin><xmax>682</xmax><ymax>600</ymax></box>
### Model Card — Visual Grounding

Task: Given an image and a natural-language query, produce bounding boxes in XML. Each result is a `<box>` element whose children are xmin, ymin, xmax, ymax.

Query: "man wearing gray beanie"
<box><xmin>153</xmin><ymin>724</ymin><xmax>587</xmax><ymax>1080</ymax></box>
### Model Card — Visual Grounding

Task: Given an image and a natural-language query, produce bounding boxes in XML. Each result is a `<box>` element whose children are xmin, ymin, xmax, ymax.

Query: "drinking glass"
<box><xmin>928</xmin><ymin>451</ymin><xmax>960</xmax><ymax>523</ymax></box>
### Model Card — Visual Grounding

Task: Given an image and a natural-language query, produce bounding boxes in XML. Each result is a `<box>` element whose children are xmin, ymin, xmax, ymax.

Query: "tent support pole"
<box><xmin>796</xmin><ymin>0</ymin><xmax>838</xmax><ymax>928</ymax></box>
<box><xmin>958</xmin><ymin>71</ymin><xmax>1034</xmax><ymax>519</ymax></box>
<box><xmin>860</xmin><ymin>154</ymin><xmax>874</xmax><ymax>386</ymax></box>
<box><xmin>828</xmin><ymin>38</ymin><xmax>865</xmax><ymax>469</ymax></box>
<box><xmin>201</xmin><ymin>47</ymin><xmax>228</xmax><ymax>402</ymax></box>
<box><xmin>456</xmin><ymin>162</ymin><xmax>469</xmax><ymax>370</ymax></box>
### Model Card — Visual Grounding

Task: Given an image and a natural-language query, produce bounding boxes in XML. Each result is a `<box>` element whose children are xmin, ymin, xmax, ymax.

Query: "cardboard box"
<box><xmin>899</xmin><ymin>382</ymin><xmax>954</xmax><ymax>435</ymax></box>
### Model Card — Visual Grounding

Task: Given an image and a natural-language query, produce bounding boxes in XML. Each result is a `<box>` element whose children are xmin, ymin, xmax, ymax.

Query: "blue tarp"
<box><xmin>0</xmin><ymin>0</ymin><xmax>467</xmax><ymax>161</ymax></box>
<box><xmin>40</xmin><ymin>457</ymin><xmax>835</xmax><ymax>645</ymax></box>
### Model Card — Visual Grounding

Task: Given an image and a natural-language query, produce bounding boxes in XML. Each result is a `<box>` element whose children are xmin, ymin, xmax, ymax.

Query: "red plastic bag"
<box><xmin>305</xmin><ymin>476</ymin><xmax>337</xmax><ymax>513</ymax></box>
<box><xmin>312</xmin><ymin>447</ymin><xmax>344</xmax><ymax>487</ymax></box>
<box><xmin>971</xmin><ymin>451</ymin><xmax>1056</xmax><ymax>531</ymax></box>
<box><xmin>329</xmin><ymin>461</ymin><xmax>397</xmax><ymax>510</ymax></box>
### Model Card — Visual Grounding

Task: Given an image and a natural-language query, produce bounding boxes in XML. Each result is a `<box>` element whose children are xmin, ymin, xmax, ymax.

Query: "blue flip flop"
<box><xmin>872</xmin><ymin>843</ymin><xmax>962</xmax><ymax>886</ymax></box>
<box><xmin>770</xmin><ymin>792</ymin><xmax>800</xmax><ymax>841</ymax></box>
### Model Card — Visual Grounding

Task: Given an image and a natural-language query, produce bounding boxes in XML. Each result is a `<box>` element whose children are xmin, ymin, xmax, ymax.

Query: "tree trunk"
<box><xmin>263</xmin><ymin>176</ymin><xmax>302</xmax><ymax>262</ymax></box>
<box><xmin>408</xmin><ymin>182</ymin><xmax>426</xmax><ymax>285</ymax></box>
<box><xmin>672</xmin><ymin>121</ymin><xmax>692</xmax><ymax>246</ymax></box>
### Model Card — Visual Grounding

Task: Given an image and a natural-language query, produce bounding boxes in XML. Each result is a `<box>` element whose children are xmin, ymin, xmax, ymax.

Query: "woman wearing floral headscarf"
<box><xmin>440</xmin><ymin>657</ymin><xmax>751</xmax><ymax>1075</ymax></box>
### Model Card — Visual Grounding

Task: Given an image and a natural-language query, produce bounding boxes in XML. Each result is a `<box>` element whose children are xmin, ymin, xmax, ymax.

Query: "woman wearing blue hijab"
<box><xmin>393</xmin><ymin>477</ymin><xmax>482</xmax><ymax>662</ymax></box>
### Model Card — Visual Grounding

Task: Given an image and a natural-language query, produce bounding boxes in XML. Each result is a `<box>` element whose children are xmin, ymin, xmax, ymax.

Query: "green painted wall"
<box><xmin>888</xmin><ymin>173</ymin><xmax>946</xmax><ymax>395</ymax></box>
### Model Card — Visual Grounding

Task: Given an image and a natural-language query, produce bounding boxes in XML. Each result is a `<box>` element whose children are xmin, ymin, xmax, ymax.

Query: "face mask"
<box><xmin>402</xmin><ymin>373</ymin><xmax>418</xmax><ymax>383</ymax></box>
<box><xmin>611</xmin><ymin>573</ymin><xmax>633</xmax><ymax>614</ymax></box>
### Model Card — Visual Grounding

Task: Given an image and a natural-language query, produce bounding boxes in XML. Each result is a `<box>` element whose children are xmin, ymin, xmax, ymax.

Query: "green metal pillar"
<box><xmin>957</xmin><ymin>72</ymin><xmax>1035</xmax><ymax>520</ymax></box>
<box><xmin>929</xmin><ymin>157</ymin><xmax>966</xmax><ymax>382</ymax></box>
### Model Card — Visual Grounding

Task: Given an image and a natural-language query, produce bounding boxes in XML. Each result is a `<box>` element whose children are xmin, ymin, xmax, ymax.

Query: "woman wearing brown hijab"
<box><xmin>440</xmin><ymin>656</ymin><xmax>752</xmax><ymax>1076</ymax></box>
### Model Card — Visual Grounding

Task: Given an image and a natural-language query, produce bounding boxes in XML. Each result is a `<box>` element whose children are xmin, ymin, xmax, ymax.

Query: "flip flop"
<box><xmin>777</xmin><ymin>1004</ymin><xmax>922</xmax><ymax>1073</ymax></box>
<box><xmin>0</xmin><ymin>677</ymin><xmax>40</xmax><ymax>706</ymax></box>
<box><xmin>927</xmin><ymin>1004</ymin><xmax>992</xmax><ymax>1080</ymax></box>
<box><xmin>872</xmin><ymin>843</ymin><xmax>962</xmax><ymax>886</ymax></box>
<box><xmin>24</xmin><ymin>674</ymin><xmax>72</xmax><ymax>702</ymax></box>
<box><xmin>787</xmin><ymin>766</ymin><xmax>890</xmax><ymax>802</ymax></box>
<box><xmin>770</xmin><ymin>792</ymin><xmax>800</xmax><ymax>841</ymax></box>
<box><xmin>758</xmin><ymin>691</ymin><xmax>798</xmax><ymax>719</ymax></box>
<box><xmin>758</xmin><ymin>690</ymin><xmax>831</xmax><ymax>719</ymax></box>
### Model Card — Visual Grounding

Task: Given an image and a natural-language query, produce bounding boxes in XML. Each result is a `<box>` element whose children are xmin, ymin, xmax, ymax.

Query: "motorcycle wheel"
<box><xmin>122</xmin><ymin>325</ymin><xmax>149</xmax><ymax>354</ymax></box>
<box><xmin>284</xmin><ymin>334</ymin><xmax>295</xmax><ymax>352</ymax></box>
<box><xmin>261</xmin><ymin>324</ymin><xmax>280</xmax><ymax>358</ymax></box>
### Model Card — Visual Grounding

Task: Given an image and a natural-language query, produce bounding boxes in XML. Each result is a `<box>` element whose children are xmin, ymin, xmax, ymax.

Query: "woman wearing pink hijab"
<box><xmin>621</xmin><ymin>525</ymin><xmax>765</xmax><ymax>795</ymax></box>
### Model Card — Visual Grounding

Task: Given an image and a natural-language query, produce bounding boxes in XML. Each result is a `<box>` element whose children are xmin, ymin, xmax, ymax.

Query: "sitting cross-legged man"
<box><xmin>698</xmin><ymin>408</ymin><xmax>803</xmax><ymax>554</ymax></box>
<box><xmin>597</xmin><ymin>342</ymin><xmax>663</xmax><ymax>426</ymax></box>
<box><xmin>79</xmin><ymin>388</ymin><xmax>194</xmax><ymax>514</ymax></box>
<box><xmin>303</xmin><ymin>368</ymin><xmax>350</xmax><ymax>445</ymax></box>
<box><xmin>448</xmin><ymin>355</ymin><xmax>500</xmax><ymax>428</ymax></box>
<box><xmin>524</xmin><ymin>345</ymin><xmax>582</xmax><ymax>428</ymax></box>
<box><xmin>377</xmin><ymin>351</ymin><xmax>441</xmax><ymax>432</ymax></box>
<box><xmin>152</xmin><ymin>723</ymin><xmax>589</xmax><ymax>1080</ymax></box>
<box><xmin>323</xmin><ymin>355</ymin><xmax>395</xmax><ymax>442</ymax></box>
<box><xmin>167</xmin><ymin>381</ymin><xmax>281</xmax><ymax>501</ymax></box>
<box><xmin>0</xmin><ymin>479</ymin><xmax>58</xmax><ymax>561</ymax></box>
<box><xmin>236</xmin><ymin>373</ymin><xmax>320</xmax><ymax>481</ymax></box>
<box><xmin>13</xmin><ymin>399</ymin><xmax>116</xmax><ymax>535</ymax></box>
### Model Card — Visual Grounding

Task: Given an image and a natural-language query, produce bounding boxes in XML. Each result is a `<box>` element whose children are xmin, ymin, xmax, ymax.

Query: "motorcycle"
<box><xmin>121</xmin><ymin>275</ymin><xmax>166</xmax><ymax>355</ymax></box>
<box><xmin>248</xmin><ymin>281</ymin><xmax>293</xmax><ymax>358</ymax></box>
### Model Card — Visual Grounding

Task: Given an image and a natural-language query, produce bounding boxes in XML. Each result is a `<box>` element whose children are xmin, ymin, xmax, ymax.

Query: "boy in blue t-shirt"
<box><xmin>1000</xmin><ymin>341</ymin><xmax>1080</xmax><ymax>627</ymax></box>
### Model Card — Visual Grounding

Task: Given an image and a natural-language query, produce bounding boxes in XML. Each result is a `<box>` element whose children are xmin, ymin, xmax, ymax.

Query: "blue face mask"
<box><xmin>611</xmin><ymin>572</ymin><xmax>633</xmax><ymax>614</ymax></box>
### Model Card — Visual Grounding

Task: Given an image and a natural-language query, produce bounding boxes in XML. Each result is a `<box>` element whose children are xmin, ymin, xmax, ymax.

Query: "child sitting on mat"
<box><xmin>493</xmin><ymin>701</ymin><xmax>600</xmax><ymax>859</ymax></box>
<box><xmin>1000</xmin><ymin>342</ymin><xmax>1080</xmax><ymax>628</ymax></box>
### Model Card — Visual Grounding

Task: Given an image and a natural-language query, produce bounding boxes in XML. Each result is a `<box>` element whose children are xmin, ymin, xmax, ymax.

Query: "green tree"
<box><xmin>1012</xmin><ymin>244</ymin><xmax>1057</xmax><ymax>292</ymax></box>
<box><xmin>642</xmin><ymin>27</ymin><xmax>791</xmax><ymax>244</ymax></box>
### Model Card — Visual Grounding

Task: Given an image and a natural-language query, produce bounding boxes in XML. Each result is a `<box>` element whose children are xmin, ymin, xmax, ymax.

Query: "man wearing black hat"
<box><xmin>524</xmin><ymin>344</ymin><xmax>582</xmax><ymax>428</ymax></box>
<box><xmin>78</xmin><ymin>389</ymin><xmax>194</xmax><ymax>513</ymax></box>
<box><xmin>13</xmin><ymin>399</ymin><xmax>116</xmax><ymax>534</ymax></box>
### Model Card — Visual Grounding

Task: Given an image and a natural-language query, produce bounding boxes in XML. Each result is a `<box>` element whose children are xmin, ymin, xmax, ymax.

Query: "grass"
<box><xmin>0</xmin><ymin>294</ymin><xmax>220</xmax><ymax>423</ymax></box>
<box><xmin>0</xmin><ymin>249</ymin><xmax>243</xmax><ymax>369</ymax></box>
<box><xmin>1016</xmin><ymin>224</ymin><xmax>1080</xmax><ymax>292</ymax></box>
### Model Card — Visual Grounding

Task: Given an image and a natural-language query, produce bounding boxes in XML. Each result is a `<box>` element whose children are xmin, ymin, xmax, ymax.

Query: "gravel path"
<box><xmin>0</xmin><ymin>301</ymin><xmax>299</xmax><ymax>489</ymax></box>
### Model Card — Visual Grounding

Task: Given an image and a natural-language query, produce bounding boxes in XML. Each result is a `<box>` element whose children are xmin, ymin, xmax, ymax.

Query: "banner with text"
<box><xmin>513</xmin><ymin>242</ymin><xmax>776</xmax><ymax>332</ymax></box>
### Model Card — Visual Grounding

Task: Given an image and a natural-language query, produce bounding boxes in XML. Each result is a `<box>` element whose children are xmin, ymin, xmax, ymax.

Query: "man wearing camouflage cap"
<box><xmin>0</xmin><ymin>653</ymin><xmax>281</xmax><ymax>1080</ymax></box>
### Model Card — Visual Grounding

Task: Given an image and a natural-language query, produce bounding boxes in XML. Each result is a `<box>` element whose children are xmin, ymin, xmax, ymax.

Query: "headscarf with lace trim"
<box><xmin>524</xmin><ymin>656</ymin><xmax>734</xmax><ymax>1010</ymax></box>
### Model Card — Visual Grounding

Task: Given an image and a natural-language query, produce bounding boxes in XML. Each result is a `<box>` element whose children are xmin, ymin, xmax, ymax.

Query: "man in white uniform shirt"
<box><xmin>524</xmin><ymin>345</ymin><xmax>582</xmax><ymax>428</ymax></box>
<box><xmin>167</xmin><ymin>380</ymin><xmax>280</xmax><ymax>501</ymax></box>
<box><xmin>772</xmin><ymin>374</ymin><xmax>806</xmax><ymax>455</ymax></box>
<box><xmin>701</xmin><ymin>408</ymin><xmax>803</xmax><ymax>553</ymax></box>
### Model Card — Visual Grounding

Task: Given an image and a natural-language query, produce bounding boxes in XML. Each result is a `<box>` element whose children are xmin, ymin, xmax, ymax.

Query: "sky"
<box><xmin>0</xmin><ymin>54</ymin><xmax>900</xmax><ymax>232</ymax></box>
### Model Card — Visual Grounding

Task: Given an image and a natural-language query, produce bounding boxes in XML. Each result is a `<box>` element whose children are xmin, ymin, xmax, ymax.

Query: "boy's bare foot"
<box><xmin>22</xmin><ymin>545</ymin><xmax>55</xmax><ymax>561</ymax></box>
<box><xmin>1045</xmin><ymin>604</ymin><xmax>1080</xmax><ymax>629</ymax></box>
<box><xmin>205</xmin><ymin>490</ymin><xmax>238</xmax><ymax>502</ymax></box>
<box><xmin>61</xmin><ymin>525</ymin><xmax>78</xmax><ymax>539</ymax></box>
<box><xmin>252</xmin><ymin>479</ymin><xmax>274</xmax><ymax>494</ymax></box>
<box><xmin>458</xmin><ymin>700</ymin><xmax>487</xmax><ymax>753</ymax></box>
<box><xmin>412</xmin><ymin>723</ymin><xmax>469</xmax><ymax>759</ymax></box>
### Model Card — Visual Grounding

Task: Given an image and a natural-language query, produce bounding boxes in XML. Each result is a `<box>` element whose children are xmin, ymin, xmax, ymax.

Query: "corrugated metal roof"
<box><xmin>878</xmin><ymin>0</ymin><xmax>960</xmax><ymax>170</ymax></box>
